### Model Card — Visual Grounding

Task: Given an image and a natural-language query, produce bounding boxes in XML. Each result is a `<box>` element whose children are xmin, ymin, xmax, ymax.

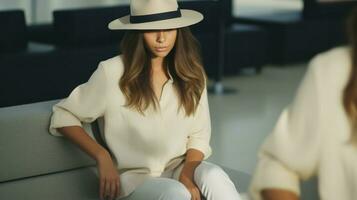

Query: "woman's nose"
<box><xmin>157</xmin><ymin>31</ymin><xmax>165</xmax><ymax>43</ymax></box>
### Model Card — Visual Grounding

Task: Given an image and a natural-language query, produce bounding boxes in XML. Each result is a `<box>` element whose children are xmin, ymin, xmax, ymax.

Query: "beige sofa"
<box><xmin>0</xmin><ymin>100</ymin><xmax>251</xmax><ymax>199</ymax></box>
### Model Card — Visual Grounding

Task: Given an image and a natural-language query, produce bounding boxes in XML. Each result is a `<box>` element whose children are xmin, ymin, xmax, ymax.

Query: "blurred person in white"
<box><xmin>47</xmin><ymin>0</ymin><xmax>241</xmax><ymax>200</ymax></box>
<box><xmin>249</xmin><ymin>6</ymin><xmax>357</xmax><ymax>200</ymax></box>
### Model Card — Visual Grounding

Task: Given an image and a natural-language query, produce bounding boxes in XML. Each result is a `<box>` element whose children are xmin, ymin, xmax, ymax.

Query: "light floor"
<box><xmin>206</xmin><ymin>63</ymin><xmax>307</xmax><ymax>175</ymax></box>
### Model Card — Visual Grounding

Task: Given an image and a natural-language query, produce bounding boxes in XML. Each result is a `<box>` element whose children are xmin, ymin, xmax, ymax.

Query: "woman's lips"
<box><xmin>155</xmin><ymin>46</ymin><xmax>168</xmax><ymax>52</ymax></box>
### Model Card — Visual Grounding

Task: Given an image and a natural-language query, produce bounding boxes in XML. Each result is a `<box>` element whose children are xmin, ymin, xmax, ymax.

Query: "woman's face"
<box><xmin>143</xmin><ymin>29</ymin><xmax>177</xmax><ymax>58</ymax></box>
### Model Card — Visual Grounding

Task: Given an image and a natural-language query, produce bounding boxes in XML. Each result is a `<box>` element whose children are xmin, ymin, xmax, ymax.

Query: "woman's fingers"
<box><xmin>100</xmin><ymin>178</ymin><xmax>120</xmax><ymax>200</ymax></box>
<box><xmin>196</xmin><ymin>188</ymin><xmax>202</xmax><ymax>200</ymax></box>
<box><xmin>97</xmin><ymin>153</ymin><xmax>120</xmax><ymax>200</ymax></box>
<box><xmin>110</xmin><ymin>179</ymin><xmax>116</xmax><ymax>199</ymax></box>
<box><xmin>115</xmin><ymin>178</ymin><xmax>120</xmax><ymax>198</ymax></box>
<box><xmin>100</xmin><ymin>178</ymin><xmax>105</xmax><ymax>200</ymax></box>
<box><xmin>105</xmin><ymin>179</ymin><xmax>111</xmax><ymax>199</ymax></box>
<box><xmin>195</xmin><ymin>193</ymin><xmax>201</xmax><ymax>200</ymax></box>
<box><xmin>190</xmin><ymin>187</ymin><xmax>201</xmax><ymax>200</ymax></box>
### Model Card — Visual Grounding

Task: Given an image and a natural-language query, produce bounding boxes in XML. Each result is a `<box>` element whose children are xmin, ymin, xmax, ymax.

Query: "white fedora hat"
<box><xmin>108</xmin><ymin>0</ymin><xmax>204</xmax><ymax>30</ymax></box>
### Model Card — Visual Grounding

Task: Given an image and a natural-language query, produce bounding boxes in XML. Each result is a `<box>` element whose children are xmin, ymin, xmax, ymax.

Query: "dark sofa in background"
<box><xmin>235</xmin><ymin>11</ymin><xmax>346</xmax><ymax>64</ymax></box>
<box><xmin>0</xmin><ymin>10</ymin><xmax>28</xmax><ymax>54</ymax></box>
<box><xmin>0</xmin><ymin>8</ymin><xmax>122</xmax><ymax>107</ymax></box>
<box><xmin>233</xmin><ymin>0</ymin><xmax>356</xmax><ymax>65</ymax></box>
<box><xmin>303</xmin><ymin>0</ymin><xmax>356</xmax><ymax>19</ymax></box>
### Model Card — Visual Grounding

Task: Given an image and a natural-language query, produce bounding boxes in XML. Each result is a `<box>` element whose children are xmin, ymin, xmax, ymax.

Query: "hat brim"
<box><xmin>108</xmin><ymin>9</ymin><xmax>203</xmax><ymax>30</ymax></box>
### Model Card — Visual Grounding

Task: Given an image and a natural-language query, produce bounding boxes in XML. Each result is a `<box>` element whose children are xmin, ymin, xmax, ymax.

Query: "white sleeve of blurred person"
<box><xmin>248</xmin><ymin>54</ymin><xmax>325</xmax><ymax>200</ymax></box>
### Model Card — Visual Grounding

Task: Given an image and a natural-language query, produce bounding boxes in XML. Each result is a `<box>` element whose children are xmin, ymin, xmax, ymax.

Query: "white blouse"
<box><xmin>249</xmin><ymin>46</ymin><xmax>357</xmax><ymax>200</ymax></box>
<box><xmin>48</xmin><ymin>55</ymin><xmax>212</xmax><ymax>198</ymax></box>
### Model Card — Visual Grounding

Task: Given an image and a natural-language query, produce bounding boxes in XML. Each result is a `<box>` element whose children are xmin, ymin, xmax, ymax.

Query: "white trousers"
<box><xmin>121</xmin><ymin>161</ymin><xmax>242</xmax><ymax>200</ymax></box>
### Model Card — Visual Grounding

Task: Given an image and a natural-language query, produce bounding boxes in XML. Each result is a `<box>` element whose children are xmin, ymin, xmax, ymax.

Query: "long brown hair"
<box><xmin>119</xmin><ymin>27</ymin><xmax>206</xmax><ymax>116</ymax></box>
<box><xmin>343</xmin><ymin>7</ymin><xmax>357</xmax><ymax>142</ymax></box>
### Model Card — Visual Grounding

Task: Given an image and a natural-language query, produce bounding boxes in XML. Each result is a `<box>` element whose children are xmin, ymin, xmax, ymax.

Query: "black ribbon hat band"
<box><xmin>130</xmin><ymin>8</ymin><xmax>182</xmax><ymax>24</ymax></box>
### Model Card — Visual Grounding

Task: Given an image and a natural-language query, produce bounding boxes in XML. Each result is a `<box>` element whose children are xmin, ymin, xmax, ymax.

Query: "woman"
<box><xmin>48</xmin><ymin>0</ymin><xmax>241</xmax><ymax>200</ymax></box>
<box><xmin>249</xmin><ymin>7</ymin><xmax>357</xmax><ymax>200</ymax></box>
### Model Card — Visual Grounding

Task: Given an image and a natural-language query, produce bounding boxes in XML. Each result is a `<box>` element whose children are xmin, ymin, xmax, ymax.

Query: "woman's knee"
<box><xmin>194</xmin><ymin>162</ymin><xmax>241</xmax><ymax>199</ymax></box>
<box><xmin>131</xmin><ymin>178</ymin><xmax>191</xmax><ymax>200</ymax></box>
<box><xmin>194</xmin><ymin>161</ymin><xmax>229</xmax><ymax>184</ymax></box>
<box><xmin>155</xmin><ymin>178</ymin><xmax>191</xmax><ymax>200</ymax></box>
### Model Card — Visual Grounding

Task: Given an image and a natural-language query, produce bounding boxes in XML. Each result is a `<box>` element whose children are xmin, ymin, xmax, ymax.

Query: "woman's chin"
<box><xmin>152</xmin><ymin>51</ymin><xmax>170</xmax><ymax>58</ymax></box>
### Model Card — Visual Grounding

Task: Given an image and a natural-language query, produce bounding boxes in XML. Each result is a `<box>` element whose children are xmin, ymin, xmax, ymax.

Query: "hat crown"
<box><xmin>130</xmin><ymin>0</ymin><xmax>179</xmax><ymax>16</ymax></box>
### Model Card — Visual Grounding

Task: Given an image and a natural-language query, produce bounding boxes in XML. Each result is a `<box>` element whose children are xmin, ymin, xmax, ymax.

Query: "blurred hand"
<box><xmin>261</xmin><ymin>189</ymin><xmax>299</xmax><ymax>200</ymax></box>
<box><xmin>96</xmin><ymin>151</ymin><xmax>120</xmax><ymax>200</ymax></box>
<box><xmin>179</xmin><ymin>172</ymin><xmax>201</xmax><ymax>200</ymax></box>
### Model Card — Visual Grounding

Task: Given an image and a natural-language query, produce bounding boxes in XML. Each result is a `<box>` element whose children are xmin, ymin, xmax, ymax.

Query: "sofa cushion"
<box><xmin>27</xmin><ymin>24</ymin><xmax>56</xmax><ymax>45</ymax></box>
<box><xmin>0</xmin><ymin>44</ymin><xmax>118</xmax><ymax>108</ymax></box>
<box><xmin>0</xmin><ymin>165</ymin><xmax>251</xmax><ymax>200</ymax></box>
<box><xmin>0</xmin><ymin>167</ymin><xmax>99</xmax><ymax>200</ymax></box>
<box><xmin>236</xmin><ymin>11</ymin><xmax>347</xmax><ymax>64</ymax></box>
<box><xmin>178</xmin><ymin>0</ymin><xmax>221</xmax><ymax>77</ymax></box>
<box><xmin>0</xmin><ymin>10</ymin><xmax>27</xmax><ymax>54</ymax></box>
<box><xmin>224</xmin><ymin>24</ymin><xmax>268</xmax><ymax>75</ymax></box>
<box><xmin>53</xmin><ymin>6</ymin><xmax>129</xmax><ymax>48</ymax></box>
<box><xmin>0</xmin><ymin>100</ymin><xmax>97</xmax><ymax>182</ymax></box>
<box><xmin>303</xmin><ymin>0</ymin><xmax>357</xmax><ymax>19</ymax></box>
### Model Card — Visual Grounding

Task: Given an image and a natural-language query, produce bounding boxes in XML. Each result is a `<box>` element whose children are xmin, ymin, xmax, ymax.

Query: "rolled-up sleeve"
<box><xmin>249</xmin><ymin>55</ymin><xmax>323</xmax><ymax>199</ymax></box>
<box><xmin>187</xmin><ymin>85</ymin><xmax>212</xmax><ymax>159</ymax></box>
<box><xmin>48</xmin><ymin>62</ymin><xmax>107</xmax><ymax>137</ymax></box>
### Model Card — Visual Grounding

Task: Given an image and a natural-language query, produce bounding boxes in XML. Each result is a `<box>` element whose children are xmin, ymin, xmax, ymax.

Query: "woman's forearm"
<box><xmin>261</xmin><ymin>189</ymin><xmax>299</xmax><ymax>200</ymax></box>
<box><xmin>57</xmin><ymin>126</ymin><xmax>109</xmax><ymax>162</ymax></box>
<box><xmin>181</xmin><ymin>148</ymin><xmax>204</xmax><ymax>179</ymax></box>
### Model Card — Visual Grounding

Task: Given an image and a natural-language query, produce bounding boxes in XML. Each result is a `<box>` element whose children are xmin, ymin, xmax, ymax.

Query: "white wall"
<box><xmin>0</xmin><ymin>0</ymin><xmax>31</xmax><ymax>24</ymax></box>
<box><xmin>233</xmin><ymin>0</ymin><xmax>303</xmax><ymax>17</ymax></box>
<box><xmin>0</xmin><ymin>0</ymin><xmax>304</xmax><ymax>24</ymax></box>
<box><xmin>35</xmin><ymin>0</ymin><xmax>130</xmax><ymax>24</ymax></box>
<box><xmin>0</xmin><ymin>0</ymin><xmax>130</xmax><ymax>24</ymax></box>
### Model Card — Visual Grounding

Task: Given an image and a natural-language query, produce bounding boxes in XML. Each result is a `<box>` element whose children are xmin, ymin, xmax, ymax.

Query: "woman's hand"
<box><xmin>179</xmin><ymin>160</ymin><xmax>202</xmax><ymax>200</ymax></box>
<box><xmin>179</xmin><ymin>172</ymin><xmax>201</xmax><ymax>200</ymax></box>
<box><xmin>179</xmin><ymin>149</ymin><xmax>205</xmax><ymax>200</ymax></box>
<box><xmin>261</xmin><ymin>189</ymin><xmax>299</xmax><ymax>200</ymax></box>
<box><xmin>96</xmin><ymin>150</ymin><xmax>121</xmax><ymax>200</ymax></box>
